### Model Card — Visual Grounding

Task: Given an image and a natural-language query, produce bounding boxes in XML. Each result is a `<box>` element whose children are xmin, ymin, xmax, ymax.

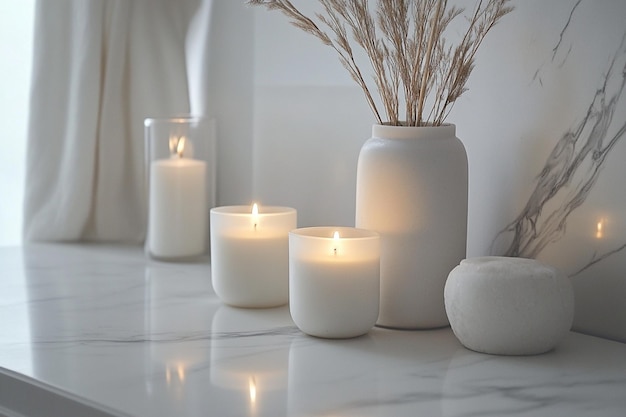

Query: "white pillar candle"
<box><xmin>148</xmin><ymin>137</ymin><xmax>207</xmax><ymax>259</ymax></box>
<box><xmin>210</xmin><ymin>204</ymin><xmax>297</xmax><ymax>308</ymax></box>
<box><xmin>289</xmin><ymin>227</ymin><xmax>380</xmax><ymax>339</ymax></box>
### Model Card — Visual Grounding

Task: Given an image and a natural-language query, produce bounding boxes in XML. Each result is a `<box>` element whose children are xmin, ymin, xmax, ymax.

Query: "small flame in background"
<box><xmin>596</xmin><ymin>219</ymin><xmax>605</xmax><ymax>239</ymax></box>
<box><xmin>169</xmin><ymin>136</ymin><xmax>186</xmax><ymax>158</ymax></box>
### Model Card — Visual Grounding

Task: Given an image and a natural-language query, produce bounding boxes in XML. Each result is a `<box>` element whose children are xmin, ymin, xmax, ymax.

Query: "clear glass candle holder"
<box><xmin>144</xmin><ymin>116</ymin><xmax>216</xmax><ymax>260</ymax></box>
<box><xmin>289</xmin><ymin>226</ymin><xmax>380</xmax><ymax>338</ymax></box>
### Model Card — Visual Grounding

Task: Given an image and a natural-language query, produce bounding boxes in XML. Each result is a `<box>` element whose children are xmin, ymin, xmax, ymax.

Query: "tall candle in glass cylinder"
<box><xmin>210</xmin><ymin>204</ymin><xmax>297</xmax><ymax>308</ymax></box>
<box><xmin>144</xmin><ymin>116</ymin><xmax>216</xmax><ymax>260</ymax></box>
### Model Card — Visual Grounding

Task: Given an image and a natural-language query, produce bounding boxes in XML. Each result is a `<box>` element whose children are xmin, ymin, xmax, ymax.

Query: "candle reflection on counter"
<box><xmin>143</xmin><ymin>265</ymin><xmax>216</xmax><ymax>405</ymax></box>
<box><xmin>165</xmin><ymin>363</ymin><xmax>186</xmax><ymax>385</ymax></box>
<box><xmin>249</xmin><ymin>376</ymin><xmax>257</xmax><ymax>415</ymax></box>
<box><xmin>210</xmin><ymin>306</ymin><xmax>292</xmax><ymax>416</ymax></box>
<box><xmin>287</xmin><ymin>336</ymin><xmax>380</xmax><ymax>415</ymax></box>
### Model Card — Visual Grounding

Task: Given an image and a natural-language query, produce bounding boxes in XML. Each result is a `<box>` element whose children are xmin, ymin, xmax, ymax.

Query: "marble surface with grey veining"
<box><xmin>493</xmin><ymin>21</ymin><xmax>626</xmax><ymax>265</ymax></box>
<box><xmin>1</xmin><ymin>244</ymin><xmax>625</xmax><ymax>417</ymax></box>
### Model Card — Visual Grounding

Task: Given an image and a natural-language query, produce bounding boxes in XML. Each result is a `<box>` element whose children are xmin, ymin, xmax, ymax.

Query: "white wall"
<box><xmin>0</xmin><ymin>1</ymin><xmax>34</xmax><ymax>246</ymax></box>
<box><xmin>199</xmin><ymin>0</ymin><xmax>255</xmax><ymax>207</ymax></box>
<box><xmin>252</xmin><ymin>4</ymin><xmax>371</xmax><ymax>227</ymax></box>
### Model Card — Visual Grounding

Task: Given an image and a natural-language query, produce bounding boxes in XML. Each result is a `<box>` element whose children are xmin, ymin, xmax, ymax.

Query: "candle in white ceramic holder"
<box><xmin>289</xmin><ymin>227</ymin><xmax>380</xmax><ymax>339</ymax></box>
<box><xmin>210</xmin><ymin>204</ymin><xmax>297</xmax><ymax>308</ymax></box>
<box><xmin>145</xmin><ymin>116</ymin><xmax>216</xmax><ymax>260</ymax></box>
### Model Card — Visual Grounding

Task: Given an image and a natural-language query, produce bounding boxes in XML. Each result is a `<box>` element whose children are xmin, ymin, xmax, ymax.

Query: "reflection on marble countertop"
<box><xmin>0</xmin><ymin>244</ymin><xmax>625</xmax><ymax>417</ymax></box>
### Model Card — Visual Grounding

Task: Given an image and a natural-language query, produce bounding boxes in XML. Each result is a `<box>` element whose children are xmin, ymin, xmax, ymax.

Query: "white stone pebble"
<box><xmin>444</xmin><ymin>256</ymin><xmax>575</xmax><ymax>355</ymax></box>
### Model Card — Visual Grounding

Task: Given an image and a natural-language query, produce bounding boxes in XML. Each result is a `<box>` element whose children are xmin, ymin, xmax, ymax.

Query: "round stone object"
<box><xmin>444</xmin><ymin>256</ymin><xmax>574</xmax><ymax>355</ymax></box>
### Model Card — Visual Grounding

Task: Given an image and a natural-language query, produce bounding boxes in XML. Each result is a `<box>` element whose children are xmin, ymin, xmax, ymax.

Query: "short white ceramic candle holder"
<box><xmin>144</xmin><ymin>116</ymin><xmax>216</xmax><ymax>260</ymax></box>
<box><xmin>289</xmin><ymin>227</ymin><xmax>380</xmax><ymax>339</ymax></box>
<box><xmin>210</xmin><ymin>205</ymin><xmax>297</xmax><ymax>308</ymax></box>
<box><xmin>444</xmin><ymin>256</ymin><xmax>575</xmax><ymax>355</ymax></box>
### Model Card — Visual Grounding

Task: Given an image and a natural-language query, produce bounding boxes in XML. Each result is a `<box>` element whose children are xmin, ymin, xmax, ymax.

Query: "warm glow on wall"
<box><xmin>596</xmin><ymin>219</ymin><xmax>605</xmax><ymax>239</ymax></box>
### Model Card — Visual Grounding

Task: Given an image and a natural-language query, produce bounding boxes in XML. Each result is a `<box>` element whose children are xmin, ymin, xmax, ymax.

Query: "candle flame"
<box><xmin>169</xmin><ymin>136</ymin><xmax>186</xmax><ymax>158</ymax></box>
<box><xmin>176</xmin><ymin>137</ymin><xmax>186</xmax><ymax>157</ymax></box>
<box><xmin>333</xmin><ymin>231</ymin><xmax>340</xmax><ymax>240</ymax></box>
<box><xmin>252</xmin><ymin>203</ymin><xmax>259</xmax><ymax>231</ymax></box>
<box><xmin>333</xmin><ymin>231</ymin><xmax>339</xmax><ymax>255</ymax></box>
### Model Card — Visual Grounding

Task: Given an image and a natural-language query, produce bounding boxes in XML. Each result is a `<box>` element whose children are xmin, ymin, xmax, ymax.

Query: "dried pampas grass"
<box><xmin>248</xmin><ymin>0</ymin><xmax>513</xmax><ymax>126</ymax></box>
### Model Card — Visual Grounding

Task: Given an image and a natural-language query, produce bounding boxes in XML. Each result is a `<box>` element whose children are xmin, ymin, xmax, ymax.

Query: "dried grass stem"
<box><xmin>248</xmin><ymin>0</ymin><xmax>513</xmax><ymax>126</ymax></box>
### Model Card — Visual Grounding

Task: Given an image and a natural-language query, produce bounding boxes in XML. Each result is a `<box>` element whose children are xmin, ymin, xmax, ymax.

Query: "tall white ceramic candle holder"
<box><xmin>144</xmin><ymin>116</ymin><xmax>216</xmax><ymax>261</ymax></box>
<box><xmin>289</xmin><ymin>227</ymin><xmax>380</xmax><ymax>339</ymax></box>
<box><xmin>210</xmin><ymin>204</ymin><xmax>297</xmax><ymax>308</ymax></box>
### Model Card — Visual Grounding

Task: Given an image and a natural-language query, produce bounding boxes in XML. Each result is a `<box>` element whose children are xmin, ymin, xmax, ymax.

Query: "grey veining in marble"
<box><xmin>493</xmin><ymin>30</ymin><xmax>626</xmax><ymax>264</ymax></box>
<box><xmin>1</xmin><ymin>244</ymin><xmax>626</xmax><ymax>417</ymax></box>
<box><xmin>487</xmin><ymin>1</ymin><xmax>626</xmax><ymax>342</ymax></box>
<box><xmin>532</xmin><ymin>0</ymin><xmax>583</xmax><ymax>86</ymax></box>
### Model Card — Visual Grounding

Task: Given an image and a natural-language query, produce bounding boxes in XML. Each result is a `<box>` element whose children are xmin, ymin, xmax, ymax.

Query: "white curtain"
<box><xmin>23</xmin><ymin>0</ymin><xmax>209</xmax><ymax>242</ymax></box>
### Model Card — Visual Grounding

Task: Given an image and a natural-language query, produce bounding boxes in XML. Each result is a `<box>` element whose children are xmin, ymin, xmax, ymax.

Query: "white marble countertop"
<box><xmin>1</xmin><ymin>244</ymin><xmax>625</xmax><ymax>417</ymax></box>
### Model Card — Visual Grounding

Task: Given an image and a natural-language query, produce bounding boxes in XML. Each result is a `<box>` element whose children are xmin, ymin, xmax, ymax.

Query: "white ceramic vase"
<box><xmin>355</xmin><ymin>124</ymin><xmax>468</xmax><ymax>329</ymax></box>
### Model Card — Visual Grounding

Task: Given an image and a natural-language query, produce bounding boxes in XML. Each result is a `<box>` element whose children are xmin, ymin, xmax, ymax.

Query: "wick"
<box><xmin>333</xmin><ymin>248</ymin><xmax>337</xmax><ymax>256</ymax></box>
<box><xmin>254</xmin><ymin>223</ymin><xmax>257</xmax><ymax>231</ymax></box>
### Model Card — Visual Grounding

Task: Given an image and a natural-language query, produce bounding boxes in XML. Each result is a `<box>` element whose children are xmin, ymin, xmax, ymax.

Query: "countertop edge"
<box><xmin>0</xmin><ymin>367</ymin><xmax>129</xmax><ymax>417</ymax></box>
